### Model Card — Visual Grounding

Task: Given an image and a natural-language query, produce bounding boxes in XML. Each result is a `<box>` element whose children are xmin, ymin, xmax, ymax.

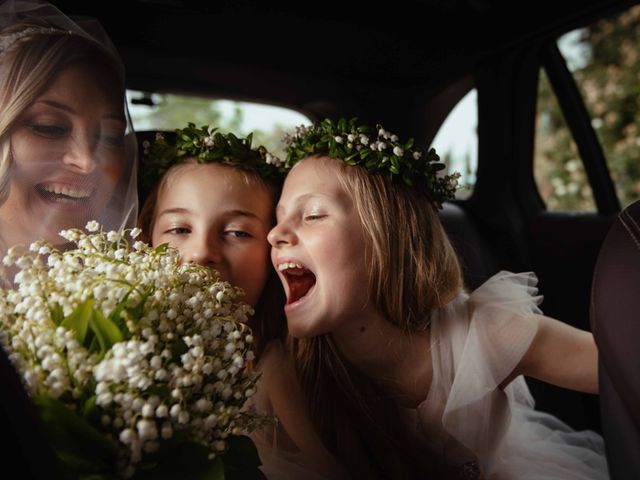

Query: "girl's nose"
<box><xmin>62</xmin><ymin>136</ymin><xmax>97</xmax><ymax>174</ymax></box>
<box><xmin>267</xmin><ymin>221</ymin><xmax>295</xmax><ymax>247</ymax></box>
<box><xmin>183</xmin><ymin>236</ymin><xmax>222</xmax><ymax>266</ymax></box>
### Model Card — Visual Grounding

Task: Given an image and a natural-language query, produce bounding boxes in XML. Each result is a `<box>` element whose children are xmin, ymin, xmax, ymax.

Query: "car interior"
<box><xmin>2</xmin><ymin>0</ymin><xmax>639</xmax><ymax>478</ymax></box>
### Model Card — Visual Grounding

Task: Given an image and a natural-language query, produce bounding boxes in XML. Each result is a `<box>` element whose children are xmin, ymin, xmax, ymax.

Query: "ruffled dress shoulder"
<box><xmin>415</xmin><ymin>271</ymin><xmax>608</xmax><ymax>479</ymax></box>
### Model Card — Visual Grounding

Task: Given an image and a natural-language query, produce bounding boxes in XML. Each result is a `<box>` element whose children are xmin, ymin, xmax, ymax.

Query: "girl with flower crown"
<box><xmin>138</xmin><ymin>124</ymin><xmax>348</xmax><ymax>479</ymax></box>
<box><xmin>267</xmin><ymin>118</ymin><xmax>608</xmax><ymax>479</ymax></box>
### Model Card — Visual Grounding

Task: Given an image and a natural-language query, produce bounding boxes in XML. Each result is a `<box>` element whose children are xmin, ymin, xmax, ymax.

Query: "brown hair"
<box><xmin>290</xmin><ymin>156</ymin><xmax>463</xmax><ymax>478</ymax></box>
<box><xmin>138</xmin><ymin>160</ymin><xmax>286</xmax><ymax>359</ymax></box>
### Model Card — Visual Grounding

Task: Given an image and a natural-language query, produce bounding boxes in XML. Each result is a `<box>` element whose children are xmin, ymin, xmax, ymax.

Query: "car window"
<box><xmin>126</xmin><ymin>90</ymin><xmax>312</xmax><ymax>158</ymax></box>
<box><xmin>431</xmin><ymin>89</ymin><xmax>478</xmax><ymax>199</ymax></box>
<box><xmin>534</xmin><ymin>5</ymin><xmax>640</xmax><ymax>211</ymax></box>
<box><xmin>534</xmin><ymin>68</ymin><xmax>596</xmax><ymax>211</ymax></box>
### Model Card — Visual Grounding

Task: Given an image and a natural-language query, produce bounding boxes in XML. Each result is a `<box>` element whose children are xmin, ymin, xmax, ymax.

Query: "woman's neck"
<box><xmin>331</xmin><ymin>309</ymin><xmax>432</xmax><ymax>407</ymax></box>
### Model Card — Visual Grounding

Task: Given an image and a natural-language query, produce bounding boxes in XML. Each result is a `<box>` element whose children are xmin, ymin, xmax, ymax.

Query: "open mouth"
<box><xmin>36</xmin><ymin>183</ymin><xmax>94</xmax><ymax>204</ymax></box>
<box><xmin>278</xmin><ymin>261</ymin><xmax>317</xmax><ymax>305</ymax></box>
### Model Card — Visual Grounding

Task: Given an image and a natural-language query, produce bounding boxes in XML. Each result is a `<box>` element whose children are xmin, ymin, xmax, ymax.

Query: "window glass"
<box><xmin>126</xmin><ymin>90</ymin><xmax>312</xmax><ymax>158</ymax></box>
<box><xmin>534</xmin><ymin>69</ymin><xmax>595</xmax><ymax>211</ymax></box>
<box><xmin>553</xmin><ymin>6</ymin><xmax>640</xmax><ymax>209</ymax></box>
<box><xmin>431</xmin><ymin>89</ymin><xmax>478</xmax><ymax>199</ymax></box>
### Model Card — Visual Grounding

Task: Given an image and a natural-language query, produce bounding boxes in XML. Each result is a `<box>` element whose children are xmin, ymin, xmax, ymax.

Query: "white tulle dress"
<box><xmin>410</xmin><ymin>270</ymin><xmax>609</xmax><ymax>479</ymax></box>
<box><xmin>250</xmin><ymin>271</ymin><xmax>608</xmax><ymax>479</ymax></box>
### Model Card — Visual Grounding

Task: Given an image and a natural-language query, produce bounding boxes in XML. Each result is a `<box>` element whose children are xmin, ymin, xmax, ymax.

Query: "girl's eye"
<box><xmin>225</xmin><ymin>230</ymin><xmax>251</xmax><ymax>238</ymax></box>
<box><xmin>30</xmin><ymin>124</ymin><xmax>68</xmax><ymax>138</ymax></box>
<box><xmin>166</xmin><ymin>227</ymin><xmax>191</xmax><ymax>235</ymax></box>
<box><xmin>304</xmin><ymin>213</ymin><xmax>327</xmax><ymax>221</ymax></box>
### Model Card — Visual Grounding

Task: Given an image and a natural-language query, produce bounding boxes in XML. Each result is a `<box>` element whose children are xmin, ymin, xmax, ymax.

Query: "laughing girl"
<box><xmin>268</xmin><ymin>118</ymin><xmax>608</xmax><ymax>479</ymax></box>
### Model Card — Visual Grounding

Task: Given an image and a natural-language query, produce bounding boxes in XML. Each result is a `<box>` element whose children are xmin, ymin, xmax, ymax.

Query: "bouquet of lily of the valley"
<box><xmin>0</xmin><ymin>222</ymin><xmax>267</xmax><ymax>479</ymax></box>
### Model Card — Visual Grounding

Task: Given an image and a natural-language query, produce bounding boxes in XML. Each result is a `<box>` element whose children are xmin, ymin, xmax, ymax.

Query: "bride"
<box><xmin>0</xmin><ymin>0</ymin><xmax>138</xmax><ymax>277</ymax></box>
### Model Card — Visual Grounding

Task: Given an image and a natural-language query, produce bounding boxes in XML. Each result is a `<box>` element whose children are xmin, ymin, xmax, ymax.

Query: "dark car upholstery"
<box><xmin>0</xmin><ymin>346</ymin><xmax>60</xmax><ymax>479</ymax></box>
<box><xmin>439</xmin><ymin>202</ymin><xmax>500</xmax><ymax>291</ymax></box>
<box><xmin>591</xmin><ymin>199</ymin><xmax>640</xmax><ymax>480</ymax></box>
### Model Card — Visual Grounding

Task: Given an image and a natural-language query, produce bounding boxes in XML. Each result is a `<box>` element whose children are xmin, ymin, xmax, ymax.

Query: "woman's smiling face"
<box><xmin>1</xmin><ymin>64</ymin><xmax>125</xmax><ymax>249</ymax></box>
<box><xmin>268</xmin><ymin>156</ymin><xmax>375</xmax><ymax>338</ymax></box>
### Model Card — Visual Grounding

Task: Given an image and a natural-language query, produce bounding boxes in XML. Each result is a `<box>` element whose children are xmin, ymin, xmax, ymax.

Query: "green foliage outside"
<box><xmin>535</xmin><ymin>5</ymin><xmax>640</xmax><ymax>211</ymax></box>
<box><xmin>127</xmin><ymin>92</ymin><xmax>301</xmax><ymax>159</ymax></box>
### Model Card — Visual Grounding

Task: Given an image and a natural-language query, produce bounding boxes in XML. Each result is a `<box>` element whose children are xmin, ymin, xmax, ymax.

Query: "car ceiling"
<box><xmin>50</xmin><ymin>0</ymin><xmax>638</xmax><ymax>117</ymax></box>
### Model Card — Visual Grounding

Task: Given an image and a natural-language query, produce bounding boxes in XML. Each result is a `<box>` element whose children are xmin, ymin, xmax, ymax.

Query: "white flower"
<box><xmin>413</xmin><ymin>151</ymin><xmax>422</xmax><ymax>160</ymax></box>
<box><xmin>130</xmin><ymin>227</ymin><xmax>142</xmax><ymax>239</ymax></box>
<box><xmin>334</xmin><ymin>136</ymin><xmax>344</xmax><ymax>144</ymax></box>
<box><xmin>85</xmin><ymin>220</ymin><xmax>100</xmax><ymax>232</ymax></box>
<box><xmin>393</xmin><ymin>146</ymin><xmax>404</xmax><ymax>156</ymax></box>
<box><xmin>0</xmin><ymin>221</ymin><xmax>265</xmax><ymax>478</ymax></box>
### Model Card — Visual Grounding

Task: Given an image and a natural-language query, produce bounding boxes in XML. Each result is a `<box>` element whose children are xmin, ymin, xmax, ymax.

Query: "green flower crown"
<box><xmin>141</xmin><ymin>123</ymin><xmax>285</xmax><ymax>191</ymax></box>
<box><xmin>282</xmin><ymin>118</ymin><xmax>461</xmax><ymax>208</ymax></box>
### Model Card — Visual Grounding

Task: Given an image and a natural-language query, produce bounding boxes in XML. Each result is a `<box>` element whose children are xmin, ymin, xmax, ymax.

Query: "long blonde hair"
<box><xmin>290</xmin><ymin>156</ymin><xmax>463</xmax><ymax>478</ymax></box>
<box><xmin>0</xmin><ymin>19</ymin><xmax>125</xmax><ymax>201</ymax></box>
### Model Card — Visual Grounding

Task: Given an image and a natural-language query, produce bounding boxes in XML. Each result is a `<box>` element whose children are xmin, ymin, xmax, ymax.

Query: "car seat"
<box><xmin>590</xmin><ymin>199</ymin><xmax>640</xmax><ymax>480</ymax></box>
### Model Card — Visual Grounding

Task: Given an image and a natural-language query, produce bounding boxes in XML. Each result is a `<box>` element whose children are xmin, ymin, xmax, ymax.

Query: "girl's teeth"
<box><xmin>42</xmin><ymin>185</ymin><xmax>92</xmax><ymax>198</ymax></box>
<box><xmin>278</xmin><ymin>262</ymin><xmax>304</xmax><ymax>272</ymax></box>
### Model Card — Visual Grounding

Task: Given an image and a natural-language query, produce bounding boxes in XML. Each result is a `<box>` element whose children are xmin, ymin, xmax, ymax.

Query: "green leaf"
<box><xmin>88</xmin><ymin>335</ymin><xmax>100</xmax><ymax>354</ymax></box>
<box><xmin>82</xmin><ymin>395</ymin><xmax>102</xmax><ymax>426</ymax></box>
<box><xmin>61</xmin><ymin>299</ymin><xmax>94</xmax><ymax>344</ymax></box>
<box><xmin>108</xmin><ymin>295</ymin><xmax>131</xmax><ymax>334</ymax></box>
<box><xmin>90</xmin><ymin>309</ymin><xmax>123</xmax><ymax>354</ymax></box>
<box><xmin>35</xmin><ymin>395</ymin><xmax>117</xmax><ymax>475</ymax></box>
<box><xmin>154</xmin><ymin>243</ymin><xmax>170</xmax><ymax>254</ymax></box>
<box><xmin>50</xmin><ymin>302</ymin><xmax>65</xmax><ymax>326</ymax></box>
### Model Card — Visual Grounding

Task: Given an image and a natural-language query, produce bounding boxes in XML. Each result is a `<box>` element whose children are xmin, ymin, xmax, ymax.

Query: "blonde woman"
<box><xmin>0</xmin><ymin>0</ymin><xmax>138</xmax><ymax>269</ymax></box>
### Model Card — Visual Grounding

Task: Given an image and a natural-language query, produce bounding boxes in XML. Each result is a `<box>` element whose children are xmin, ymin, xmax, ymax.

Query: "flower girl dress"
<box><xmin>409</xmin><ymin>271</ymin><xmax>608</xmax><ymax>479</ymax></box>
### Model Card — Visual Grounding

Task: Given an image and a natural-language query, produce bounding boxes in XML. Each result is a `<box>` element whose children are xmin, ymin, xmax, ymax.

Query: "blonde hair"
<box><xmin>334</xmin><ymin>158</ymin><xmax>462</xmax><ymax>327</ymax></box>
<box><xmin>0</xmin><ymin>19</ymin><xmax>124</xmax><ymax>201</ymax></box>
<box><xmin>138</xmin><ymin>160</ymin><xmax>287</xmax><ymax>359</ymax></box>
<box><xmin>290</xmin><ymin>156</ymin><xmax>463</xmax><ymax>478</ymax></box>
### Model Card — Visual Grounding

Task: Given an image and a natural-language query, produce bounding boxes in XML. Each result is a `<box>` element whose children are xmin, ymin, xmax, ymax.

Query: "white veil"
<box><xmin>0</xmin><ymin>0</ymin><xmax>138</xmax><ymax>263</ymax></box>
